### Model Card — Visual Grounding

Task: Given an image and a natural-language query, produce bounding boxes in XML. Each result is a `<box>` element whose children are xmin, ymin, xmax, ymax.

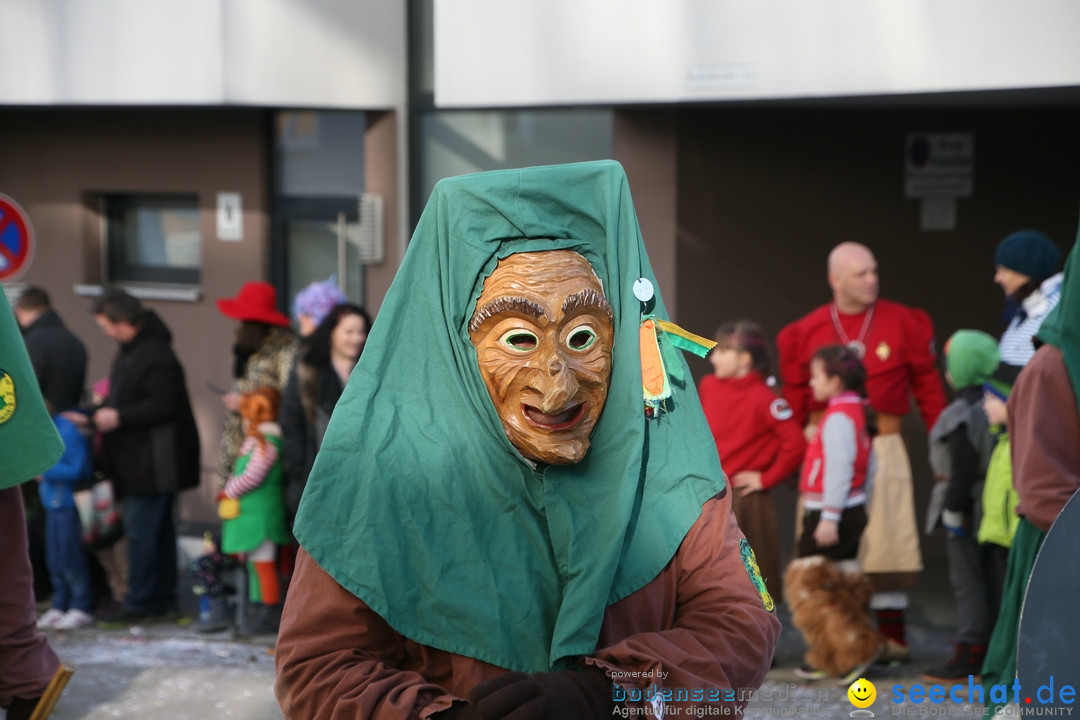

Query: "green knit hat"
<box><xmin>945</xmin><ymin>329</ymin><xmax>1000</xmax><ymax>390</ymax></box>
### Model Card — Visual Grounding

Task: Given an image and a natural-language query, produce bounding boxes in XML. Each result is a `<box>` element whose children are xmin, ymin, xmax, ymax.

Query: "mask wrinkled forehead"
<box><xmin>471</xmin><ymin>250</ymin><xmax>607</xmax><ymax>325</ymax></box>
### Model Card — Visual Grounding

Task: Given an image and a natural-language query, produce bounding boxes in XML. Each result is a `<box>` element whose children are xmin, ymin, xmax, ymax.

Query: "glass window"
<box><xmin>414</xmin><ymin>109</ymin><xmax>613</xmax><ymax>222</ymax></box>
<box><xmin>105</xmin><ymin>194</ymin><xmax>201</xmax><ymax>286</ymax></box>
<box><xmin>272</xmin><ymin>110</ymin><xmax>369</xmax><ymax>311</ymax></box>
<box><xmin>278</xmin><ymin>198</ymin><xmax>366</xmax><ymax>314</ymax></box>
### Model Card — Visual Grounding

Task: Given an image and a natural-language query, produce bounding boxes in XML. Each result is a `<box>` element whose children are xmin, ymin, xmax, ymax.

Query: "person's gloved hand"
<box><xmin>941</xmin><ymin>509</ymin><xmax>969</xmax><ymax>538</ymax></box>
<box><xmin>468</xmin><ymin>667</ymin><xmax>614</xmax><ymax>720</ymax></box>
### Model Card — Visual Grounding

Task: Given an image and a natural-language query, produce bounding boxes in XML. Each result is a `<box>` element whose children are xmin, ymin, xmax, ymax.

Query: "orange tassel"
<box><xmin>640</xmin><ymin>319</ymin><xmax>668</xmax><ymax>401</ymax></box>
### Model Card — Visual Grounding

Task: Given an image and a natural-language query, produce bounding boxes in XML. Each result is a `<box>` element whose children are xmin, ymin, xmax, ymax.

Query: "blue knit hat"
<box><xmin>995</xmin><ymin>230</ymin><xmax>1061</xmax><ymax>283</ymax></box>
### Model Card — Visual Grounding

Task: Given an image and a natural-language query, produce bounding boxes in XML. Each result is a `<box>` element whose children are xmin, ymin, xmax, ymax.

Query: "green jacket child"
<box><xmin>977</xmin><ymin>368</ymin><xmax>1020</xmax><ymax>550</ymax></box>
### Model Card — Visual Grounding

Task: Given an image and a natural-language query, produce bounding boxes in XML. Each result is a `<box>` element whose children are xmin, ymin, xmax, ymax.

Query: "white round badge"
<box><xmin>770</xmin><ymin>398</ymin><xmax>794</xmax><ymax>421</ymax></box>
<box><xmin>633</xmin><ymin>278</ymin><xmax>654</xmax><ymax>302</ymax></box>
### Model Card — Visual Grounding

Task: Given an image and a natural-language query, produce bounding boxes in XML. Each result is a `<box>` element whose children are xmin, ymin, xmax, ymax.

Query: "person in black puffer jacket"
<box><xmin>87</xmin><ymin>288</ymin><xmax>200</xmax><ymax>624</ymax></box>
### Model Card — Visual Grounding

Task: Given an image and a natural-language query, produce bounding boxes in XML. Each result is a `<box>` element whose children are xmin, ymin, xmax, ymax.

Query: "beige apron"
<box><xmin>858</xmin><ymin>433</ymin><xmax>923</xmax><ymax>576</ymax></box>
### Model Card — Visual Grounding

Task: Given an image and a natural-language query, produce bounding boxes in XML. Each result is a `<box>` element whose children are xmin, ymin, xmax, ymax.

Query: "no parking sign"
<box><xmin>0</xmin><ymin>193</ymin><xmax>35</xmax><ymax>282</ymax></box>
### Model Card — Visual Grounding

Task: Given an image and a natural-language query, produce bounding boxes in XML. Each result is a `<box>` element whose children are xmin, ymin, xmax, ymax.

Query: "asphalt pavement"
<box><xmin>16</xmin><ymin>535</ymin><xmax>989</xmax><ymax>720</ymax></box>
<box><xmin>33</xmin><ymin>621</ymin><xmax>282</xmax><ymax>720</ymax></box>
<box><xmin>24</xmin><ymin>579</ymin><xmax>982</xmax><ymax>720</ymax></box>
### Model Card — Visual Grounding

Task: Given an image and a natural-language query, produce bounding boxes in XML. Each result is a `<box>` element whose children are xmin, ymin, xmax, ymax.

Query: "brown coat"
<box><xmin>275</xmin><ymin>491</ymin><xmax>781</xmax><ymax>719</ymax></box>
<box><xmin>1009</xmin><ymin>345</ymin><xmax>1080</xmax><ymax>532</ymax></box>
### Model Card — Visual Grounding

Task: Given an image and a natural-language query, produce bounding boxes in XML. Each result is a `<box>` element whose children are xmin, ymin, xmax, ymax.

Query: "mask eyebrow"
<box><xmin>562</xmin><ymin>289</ymin><xmax>613</xmax><ymax>322</ymax></box>
<box><xmin>469</xmin><ymin>296</ymin><xmax>545</xmax><ymax>333</ymax></box>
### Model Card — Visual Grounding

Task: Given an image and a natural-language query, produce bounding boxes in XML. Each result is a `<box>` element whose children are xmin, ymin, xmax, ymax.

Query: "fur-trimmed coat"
<box><xmin>219</xmin><ymin>327</ymin><xmax>299</xmax><ymax>485</ymax></box>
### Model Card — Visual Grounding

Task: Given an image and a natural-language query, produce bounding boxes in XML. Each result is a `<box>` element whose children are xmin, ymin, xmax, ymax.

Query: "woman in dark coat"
<box><xmin>279</xmin><ymin>303</ymin><xmax>371</xmax><ymax>519</ymax></box>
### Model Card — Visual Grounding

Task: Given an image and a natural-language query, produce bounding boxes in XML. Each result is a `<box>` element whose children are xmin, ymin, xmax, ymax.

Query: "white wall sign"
<box><xmin>905</xmin><ymin>133</ymin><xmax>974</xmax><ymax>198</ymax></box>
<box><xmin>216</xmin><ymin>192</ymin><xmax>243</xmax><ymax>241</ymax></box>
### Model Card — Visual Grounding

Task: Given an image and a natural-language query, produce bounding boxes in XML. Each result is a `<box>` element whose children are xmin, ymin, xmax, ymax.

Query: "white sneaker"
<box><xmin>36</xmin><ymin>608</ymin><xmax>66</xmax><ymax>629</ymax></box>
<box><xmin>54</xmin><ymin>608</ymin><xmax>94</xmax><ymax>630</ymax></box>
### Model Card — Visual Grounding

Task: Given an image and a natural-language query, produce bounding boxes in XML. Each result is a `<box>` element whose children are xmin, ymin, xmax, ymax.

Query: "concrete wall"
<box><xmin>435</xmin><ymin>1</ymin><xmax>1080</xmax><ymax>107</ymax></box>
<box><xmin>0</xmin><ymin>108</ymin><xmax>271</xmax><ymax>523</ymax></box>
<box><xmin>672</xmin><ymin>103</ymin><xmax>1080</xmax><ymax>374</ymax></box>
<box><xmin>0</xmin><ymin>0</ymin><xmax>407</xmax><ymax>109</ymax></box>
<box><xmin>616</xmin><ymin>101</ymin><xmax>1080</xmax><ymax>575</ymax></box>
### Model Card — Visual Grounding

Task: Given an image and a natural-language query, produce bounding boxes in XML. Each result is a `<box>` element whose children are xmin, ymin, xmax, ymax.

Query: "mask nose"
<box><xmin>538</xmin><ymin>350</ymin><xmax>579</xmax><ymax>414</ymax></box>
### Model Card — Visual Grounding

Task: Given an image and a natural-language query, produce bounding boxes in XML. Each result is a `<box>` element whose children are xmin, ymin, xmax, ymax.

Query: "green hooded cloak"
<box><xmin>293</xmin><ymin>160</ymin><xmax>726</xmax><ymax>672</ymax></box>
<box><xmin>1</xmin><ymin>288</ymin><xmax>64</xmax><ymax>488</ymax></box>
<box><xmin>1036</xmin><ymin>223</ymin><xmax>1080</xmax><ymax>419</ymax></box>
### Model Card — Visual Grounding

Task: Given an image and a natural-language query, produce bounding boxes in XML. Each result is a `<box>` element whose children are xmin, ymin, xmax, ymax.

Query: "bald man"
<box><xmin>777</xmin><ymin>242</ymin><xmax>947</xmax><ymax>663</ymax></box>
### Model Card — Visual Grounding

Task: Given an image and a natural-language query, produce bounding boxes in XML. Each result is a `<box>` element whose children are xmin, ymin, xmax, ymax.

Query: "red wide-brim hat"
<box><xmin>216</xmin><ymin>281</ymin><xmax>291</xmax><ymax>327</ymax></box>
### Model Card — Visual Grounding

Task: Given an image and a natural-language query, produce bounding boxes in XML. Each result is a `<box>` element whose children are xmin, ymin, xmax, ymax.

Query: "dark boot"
<box><xmin>240</xmin><ymin>603</ymin><xmax>280</xmax><ymax>636</ymax></box>
<box><xmin>921</xmin><ymin>642</ymin><xmax>986</xmax><ymax>683</ymax></box>
<box><xmin>874</xmin><ymin>609</ymin><xmax>910</xmax><ymax>664</ymax></box>
<box><xmin>193</xmin><ymin>595</ymin><xmax>232</xmax><ymax>633</ymax></box>
<box><xmin>5</xmin><ymin>697</ymin><xmax>41</xmax><ymax>720</ymax></box>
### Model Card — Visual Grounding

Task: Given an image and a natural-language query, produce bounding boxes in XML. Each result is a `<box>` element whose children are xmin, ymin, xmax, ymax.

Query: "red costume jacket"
<box><xmin>776</xmin><ymin>299</ymin><xmax>946</xmax><ymax>429</ymax></box>
<box><xmin>698</xmin><ymin>372</ymin><xmax>805</xmax><ymax>490</ymax></box>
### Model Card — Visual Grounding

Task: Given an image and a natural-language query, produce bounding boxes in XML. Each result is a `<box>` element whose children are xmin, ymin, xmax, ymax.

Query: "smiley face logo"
<box><xmin>847</xmin><ymin>677</ymin><xmax>876</xmax><ymax>709</ymax></box>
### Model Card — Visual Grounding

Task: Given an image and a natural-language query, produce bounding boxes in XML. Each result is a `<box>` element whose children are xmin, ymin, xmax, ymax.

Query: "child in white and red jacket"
<box><xmin>797</xmin><ymin>344</ymin><xmax>877</xmax><ymax>560</ymax></box>
<box><xmin>790</xmin><ymin>344</ymin><xmax>884</xmax><ymax>681</ymax></box>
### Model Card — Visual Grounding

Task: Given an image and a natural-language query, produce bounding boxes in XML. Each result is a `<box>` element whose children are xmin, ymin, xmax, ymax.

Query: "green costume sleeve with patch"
<box><xmin>0</xmin><ymin>288</ymin><xmax>64</xmax><ymax>488</ymax></box>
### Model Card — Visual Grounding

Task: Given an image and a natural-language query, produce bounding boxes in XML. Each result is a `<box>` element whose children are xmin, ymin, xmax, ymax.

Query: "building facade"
<box><xmin>3</xmin><ymin>0</ymin><xmax>1079</xmax><ymax>534</ymax></box>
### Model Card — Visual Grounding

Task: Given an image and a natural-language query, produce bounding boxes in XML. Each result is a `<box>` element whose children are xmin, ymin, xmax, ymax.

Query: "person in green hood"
<box><xmin>274</xmin><ymin>161</ymin><xmax>780</xmax><ymax>719</ymax></box>
<box><xmin>0</xmin><ymin>287</ymin><xmax>67</xmax><ymax>720</ymax></box>
<box><xmin>980</xmin><ymin>224</ymin><xmax>1080</xmax><ymax>712</ymax></box>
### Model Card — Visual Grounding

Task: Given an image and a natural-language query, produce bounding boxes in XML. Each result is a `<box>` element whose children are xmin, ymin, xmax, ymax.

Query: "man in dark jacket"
<box><xmin>89</xmin><ymin>288</ymin><xmax>200</xmax><ymax>623</ymax></box>
<box><xmin>14</xmin><ymin>286</ymin><xmax>88</xmax><ymax>604</ymax></box>
<box><xmin>14</xmin><ymin>286</ymin><xmax>88</xmax><ymax>411</ymax></box>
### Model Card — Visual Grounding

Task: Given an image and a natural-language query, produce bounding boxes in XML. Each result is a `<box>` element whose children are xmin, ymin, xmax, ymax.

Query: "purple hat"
<box><xmin>292</xmin><ymin>277</ymin><xmax>347</xmax><ymax>326</ymax></box>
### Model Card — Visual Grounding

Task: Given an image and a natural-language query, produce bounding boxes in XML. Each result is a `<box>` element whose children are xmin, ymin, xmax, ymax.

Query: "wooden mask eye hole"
<box><xmin>566</xmin><ymin>326</ymin><xmax>597</xmax><ymax>351</ymax></box>
<box><xmin>500</xmin><ymin>330</ymin><xmax>538</xmax><ymax>352</ymax></box>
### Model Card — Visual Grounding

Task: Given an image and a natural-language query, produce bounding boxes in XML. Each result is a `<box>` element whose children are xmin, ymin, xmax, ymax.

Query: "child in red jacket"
<box><xmin>698</xmin><ymin>320</ymin><xmax>806</xmax><ymax>602</ymax></box>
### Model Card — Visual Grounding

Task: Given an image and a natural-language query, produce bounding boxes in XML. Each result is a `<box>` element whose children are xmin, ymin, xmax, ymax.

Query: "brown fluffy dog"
<box><xmin>784</xmin><ymin>555</ymin><xmax>884</xmax><ymax>677</ymax></box>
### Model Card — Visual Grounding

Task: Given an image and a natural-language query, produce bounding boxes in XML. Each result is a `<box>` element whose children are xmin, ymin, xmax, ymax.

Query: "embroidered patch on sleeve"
<box><xmin>769</xmin><ymin>398</ymin><xmax>793</xmax><ymax>421</ymax></box>
<box><xmin>0</xmin><ymin>369</ymin><xmax>15</xmax><ymax>425</ymax></box>
<box><xmin>740</xmin><ymin>538</ymin><xmax>775</xmax><ymax>612</ymax></box>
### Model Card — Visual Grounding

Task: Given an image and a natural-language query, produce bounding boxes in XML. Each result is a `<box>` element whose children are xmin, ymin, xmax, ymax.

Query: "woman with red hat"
<box><xmin>216</xmin><ymin>282</ymin><xmax>300</xmax><ymax>492</ymax></box>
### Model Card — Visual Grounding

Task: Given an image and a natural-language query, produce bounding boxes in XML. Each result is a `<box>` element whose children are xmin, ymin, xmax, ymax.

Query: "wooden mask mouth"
<box><xmin>522</xmin><ymin>401</ymin><xmax>588</xmax><ymax>431</ymax></box>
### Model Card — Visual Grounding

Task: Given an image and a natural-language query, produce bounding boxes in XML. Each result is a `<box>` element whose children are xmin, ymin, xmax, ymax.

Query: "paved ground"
<box><xmin>20</xmin><ymin>547</ymin><xmax>989</xmax><ymax>720</ymax></box>
<box><xmin>27</xmin><ymin>602</ymin><xmax>978</xmax><ymax>719</ymax></box>
<box><xmin>747</xmin><ymin>605</ymin><xmax>987</xmax><ymax>718</ymax></box>
<box><xmin>36</xmin><ymin>621</ymin><xmax>282</xmax><ymax>720</ymax></box>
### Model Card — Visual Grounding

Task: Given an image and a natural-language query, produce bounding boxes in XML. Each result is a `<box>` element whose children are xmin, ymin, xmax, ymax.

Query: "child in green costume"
<box><xmin>220</xmin><ymin>386</ymin><xmax>290</xmax><ymax>635</ymax></box>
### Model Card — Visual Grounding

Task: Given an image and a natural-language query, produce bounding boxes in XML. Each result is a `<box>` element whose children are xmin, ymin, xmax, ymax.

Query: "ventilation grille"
<box><xmin>357</xmin><ymin>193</ymin><xmax>384</xmax><ymax>264</ymax></box>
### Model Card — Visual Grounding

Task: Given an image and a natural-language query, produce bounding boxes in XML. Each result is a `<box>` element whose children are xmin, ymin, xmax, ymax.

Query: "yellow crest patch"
<box><xmin>740</xmin><ymin>539</ymin><xmax>775</xmax><ymax>612</ymax></box>
<box><xmin>0</xmin><ymin>369</ymin><xmax>15</xmax><ymax>425</ymax></box>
